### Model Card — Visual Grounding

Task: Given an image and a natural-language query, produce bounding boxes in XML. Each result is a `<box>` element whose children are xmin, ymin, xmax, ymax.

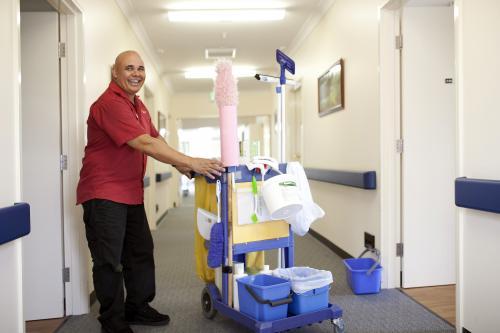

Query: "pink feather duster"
<box><xmin>215</xmin><ymin>59</ymin><xmax>238</xmax><ymax>109</ymax></box>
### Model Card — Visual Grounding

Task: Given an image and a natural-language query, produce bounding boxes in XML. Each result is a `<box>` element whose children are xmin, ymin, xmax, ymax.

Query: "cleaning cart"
<box><xmin>196</xmin><ymin>50</ymin><xmax>345</xmax><ymax>333</ymax></box>
<box><xmin>198</xmin><ymin>165</ymin><xmax>344</xmax><ymax>333</ymax></box>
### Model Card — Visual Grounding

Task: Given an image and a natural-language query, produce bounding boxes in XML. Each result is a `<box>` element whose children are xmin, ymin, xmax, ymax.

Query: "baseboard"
<box><xmin>308</xmin><ymin>228</ymin><xmax>353</xmax><ymax>259</ymax></box>
<box><xmin>89</xmin><ymin>290</ymin><xmax>96</xmax><ymax>306</ymax></box>
<box><xmin>156</xmin><ymin>209</ymin><xmax>169</xmax><ymax>226</ymax></box>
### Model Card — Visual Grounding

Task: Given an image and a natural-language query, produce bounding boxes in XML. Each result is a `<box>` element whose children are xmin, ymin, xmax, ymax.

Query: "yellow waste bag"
<box><xmin>194</xmin><ymin>176</ymin><xmax>264</xmax><ymax>282</ymax></box>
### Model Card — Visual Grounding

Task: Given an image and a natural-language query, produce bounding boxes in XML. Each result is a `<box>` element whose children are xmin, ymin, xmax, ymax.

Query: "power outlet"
<box><xmin>364</xmin><ymin>232</ymin><xmax>375</xmax><ymax>249</ymax></box>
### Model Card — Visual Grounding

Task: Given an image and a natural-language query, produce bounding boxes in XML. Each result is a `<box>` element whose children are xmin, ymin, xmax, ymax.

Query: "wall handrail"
<box><xmin>304</xmin><ymin>168</ymin><xmax>376</xmax><ymax>189</ymax></box>
<box><xmin>455</xmin><ymin>177</ymin><xmax>500</xmax><ymax>214</ymax></box>
<box><xmin>0</xmin><ymin>203</ymin><xmax>31</xmax><ymax>246</ymax></box>
<box><xmin>156</xmin><ymin>172</ymin><xmax>172</xmax><ymax>183</ymax></box>
<box><xmin>143</xmin><ymin>176</ymin><xmax>150</xmax><ymax>188</ymax></box>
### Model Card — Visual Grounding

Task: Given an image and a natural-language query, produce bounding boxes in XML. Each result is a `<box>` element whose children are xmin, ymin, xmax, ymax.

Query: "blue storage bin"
<box><xmin>288</xmin><ymin>285</ymin><xmax>330</xmax><ymax>315</ymax></box>
<box><xmin>237</xmin><ymin>274</ymin><xmax>292</xmax><ymax>321</ymax></box>
<box><xmin>343</xmin><ymin>257</ymin><xmax>382</xmax><ymax>294</ymax></box>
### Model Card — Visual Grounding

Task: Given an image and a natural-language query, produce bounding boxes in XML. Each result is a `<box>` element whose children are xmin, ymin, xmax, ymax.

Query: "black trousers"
<box><xmin>83</xmin><ymin>199</ymin><xmax>155</xmax><ymax>323</ymax></box>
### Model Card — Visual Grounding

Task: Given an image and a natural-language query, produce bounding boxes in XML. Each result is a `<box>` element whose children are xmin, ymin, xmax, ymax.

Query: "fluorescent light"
<box><xmin>167</xmin><ymin>1</ymin><xmax>286</xmax><ymax>10</ymax></box>
<box><xmin>168</xmin><ymin>9</ymin><xmax>285</xmax><ymax>22</ymax></box>
<box><xmin>184</xmin><ymin>66</ymin><xmax>256</xmax><ymax>79</ymax></box>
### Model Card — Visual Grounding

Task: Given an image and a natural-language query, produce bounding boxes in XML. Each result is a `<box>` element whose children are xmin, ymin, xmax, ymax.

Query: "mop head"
<box><xmin>207</xmin><ymin>222</ymin><xmax>224</xmax><ymax>268</ymax></box>
<box><xmin>214</xmin><ymin>59</ymin><xmax>238</xmax><ymax>109</ymax></box>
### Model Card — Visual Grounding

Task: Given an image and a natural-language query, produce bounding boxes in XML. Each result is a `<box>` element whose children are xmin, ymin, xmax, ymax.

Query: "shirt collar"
<box><xmin>108</xmin><ymin>81</ymin><xmax>140</xmax><ymax>105</ymax></box>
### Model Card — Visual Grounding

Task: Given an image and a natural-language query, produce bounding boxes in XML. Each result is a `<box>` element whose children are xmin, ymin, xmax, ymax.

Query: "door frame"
<box><xmin>379</xmin><ymin>0</ymin><xmax>403</xmax><ymax>289</ymax></box>
<box><xmin>379</xmin><ymin>0</ymin><xmax>458</xmax><ymax>290</ymax></box>
<box><xmin>47</xmin><ymin>0</ymin><xmax>89</xmax><ymax>315</ymax></box>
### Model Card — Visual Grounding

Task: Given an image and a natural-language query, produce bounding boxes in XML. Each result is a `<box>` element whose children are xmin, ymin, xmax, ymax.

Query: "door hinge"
<box><xmin>395</xmin><ymin>35</ymin><xmax>403</xmax><ymax>50</ymax></box>
<box><xmin>396</xmin><ymin>139</ymin><xmax>404</xmax><ymax>153</ymax></box>
<box><xmin>58</xmin><ymin>42</ymin><xmax>66</xmax><ymax>58</ymax></box>
<box><xmin>63</xmin><ymin>267</ymin><xmax>70</xmax><ymax>282</ymax></box>
<box><xmin>60</xmin><ymin>154</ymin><xmax>68</xmax><ymax>170</ymax></box>
<box><xmin>396</xmin><ymin>243</ymin><xmax>404</xmax><ymax>257</ymax></box>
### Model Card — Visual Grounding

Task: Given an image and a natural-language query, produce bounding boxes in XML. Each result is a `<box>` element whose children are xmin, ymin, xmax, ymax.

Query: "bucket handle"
<box><xmin>244</xmin><ymin>284</ymin><xmax>293</xmax><ymax>307</ymax></box>
<box><xmin>358</xmin><ymin>247</ymin><xmax>381</xmax><ymax>276</ymax></box>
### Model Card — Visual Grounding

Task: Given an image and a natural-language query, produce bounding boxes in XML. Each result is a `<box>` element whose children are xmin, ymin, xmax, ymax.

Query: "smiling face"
<box><xmin>112</xmin><ymin>51</ymin><xmax>146</xmax><ymax>101</ymax></box>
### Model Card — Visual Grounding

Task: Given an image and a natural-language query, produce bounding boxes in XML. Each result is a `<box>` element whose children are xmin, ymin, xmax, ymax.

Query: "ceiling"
<box><xmin>117</xmin><ymin>0</ymin><xmax>335</xmax><ymax>92</ymax></box>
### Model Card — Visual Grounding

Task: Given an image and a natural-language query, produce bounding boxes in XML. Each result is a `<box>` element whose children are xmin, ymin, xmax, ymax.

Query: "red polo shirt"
<box><xmin>76</xmin><ymin>81</ymin><xmax>159</xmax><ymax>205</ymax></box>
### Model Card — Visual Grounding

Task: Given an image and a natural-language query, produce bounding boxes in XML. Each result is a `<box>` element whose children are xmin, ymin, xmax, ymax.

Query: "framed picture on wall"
<box><xmin>157</xmin><ymin>111</ymin><xmax>167</xmax><ymax>138</ymax></box>
<box><xmin>318</xmin><ymin>58</ymin><xmax>344</xmax><ymax>117</ymax></box>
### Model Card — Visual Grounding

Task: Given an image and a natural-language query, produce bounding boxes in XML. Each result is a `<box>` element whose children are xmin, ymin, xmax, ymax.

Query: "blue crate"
<box><xmin>288</xmin><ymin>285</ymin><xmax>330</xmax><ymax>315</ymax></box>
<box><xmin>344</xmin><ymin>257</ymin><xmax>382</xmax><ymax>294</ymax></box>
<box><xmin>237</xmin><ymin>274</ymin><xmax>291</xmax><ymax>321</ymax></box>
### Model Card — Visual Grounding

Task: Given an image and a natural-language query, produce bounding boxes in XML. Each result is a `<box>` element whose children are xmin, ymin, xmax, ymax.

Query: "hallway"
<box><xmin>57</xmin><ymin>200</ymin><xmax>453</xmax><ymax>333</ymax></box>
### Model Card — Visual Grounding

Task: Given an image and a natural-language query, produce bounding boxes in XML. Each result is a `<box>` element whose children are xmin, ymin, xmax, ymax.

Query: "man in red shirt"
<box><xmin>77</xmin><ymin>50</ymin><xmax>223</xmax><ymax>333</ymax></box>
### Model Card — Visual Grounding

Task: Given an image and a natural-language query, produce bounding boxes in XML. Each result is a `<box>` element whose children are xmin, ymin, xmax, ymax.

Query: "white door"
<box><xmin>21</xmin><ymin>11</ymin><xmax>65</xmax><ymax>320</ymax></box>
<box><xmin>401</xmin><ymin>5</ymin><xmax>456</xmax><ymax>287</ymax></box>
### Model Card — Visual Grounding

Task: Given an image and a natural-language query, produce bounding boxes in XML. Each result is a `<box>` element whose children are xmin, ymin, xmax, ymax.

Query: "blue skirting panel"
<box><xmin>156</xmin><ymin>172</ymin><xmax>172</xmax><ymax>183</ymax></box>
<box><xmin>143</xmin><ymin>176</ymin><xmax>150</xmax><ymax>188</ymax></box>
<box><xmin>0</xmin><ymin>203</ymin><xmax>31</xmax><ymax>246</ymax></box>
<box><xmin>304</xmin><ymin>168</ymin><xmax>376</xmax><ymax>189</ymax></box>
<box><xmin>455</xmin><ymin>177</ymin><xmax>500</xmax><ymax>214</ymax></box>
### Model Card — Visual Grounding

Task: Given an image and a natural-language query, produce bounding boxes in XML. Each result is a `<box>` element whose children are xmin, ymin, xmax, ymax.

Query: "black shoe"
<box><xmin>100</xmin><ymin>317</ymin><xmax>134</xmax><ymax>333</ymax></box>
<box><xmin>126</xmin><ymin>304</ymin><xmax>170</xmax><ymax>326</ymax></box>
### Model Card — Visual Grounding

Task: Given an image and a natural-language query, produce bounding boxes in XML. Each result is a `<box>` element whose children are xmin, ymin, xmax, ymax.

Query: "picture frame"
<box><xmin>318</xmin><ymin>58</ymin><xmax>344</xmax><ymax>117</ymax></box>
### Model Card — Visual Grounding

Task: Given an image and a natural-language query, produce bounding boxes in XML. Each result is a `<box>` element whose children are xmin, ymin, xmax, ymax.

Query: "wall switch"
<box><xmin>364</xmin><ymin>232</ymin><xmax>375</xmax><ymax>249</ymax></box>
<box><xmin>155</xmin><ymin>204</ymin><xmax>159</xmax><ymax>213</ymax></box>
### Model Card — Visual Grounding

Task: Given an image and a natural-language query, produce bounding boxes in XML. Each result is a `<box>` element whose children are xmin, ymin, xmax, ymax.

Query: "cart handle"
<box><xmin>244</xmin><ymin>284</ymin><xmax>293</xmax><ymax>307</ymax></box>
<box><xmin>358</xmin><ymin>247</ymin><xmax>381</xmax><ymax>276</ymax></box>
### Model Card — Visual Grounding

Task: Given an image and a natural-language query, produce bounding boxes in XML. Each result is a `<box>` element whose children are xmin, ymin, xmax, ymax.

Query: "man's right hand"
<box><xmin>190</xmin><ymin>158</ymin><xmax>225</xmax><ymax>179</ymax></box>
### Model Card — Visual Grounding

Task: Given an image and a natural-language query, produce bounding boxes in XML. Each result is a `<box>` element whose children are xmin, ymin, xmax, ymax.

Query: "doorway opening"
<box><xmin>379</xmin><ymin>0</ymin><xmax>457</xmax><ymax>326</ymax></box>
<box><xmin>20</xmin><ymin>0</ymin><xmax>87</xmax><ymax>331</ymax></box>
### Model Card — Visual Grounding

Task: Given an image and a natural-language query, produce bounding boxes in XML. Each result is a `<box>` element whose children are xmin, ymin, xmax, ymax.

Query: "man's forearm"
<box><xmin>128</xmin><ymin>134</ymin><xmax>192</xmax><ymax>167</ymax></box>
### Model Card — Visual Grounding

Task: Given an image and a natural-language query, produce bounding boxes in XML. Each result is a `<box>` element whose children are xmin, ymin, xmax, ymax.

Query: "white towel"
<box><xmin>285</xmin><ymin>162</ymin><xmax>325</xmax><ymax>236</ymax></box>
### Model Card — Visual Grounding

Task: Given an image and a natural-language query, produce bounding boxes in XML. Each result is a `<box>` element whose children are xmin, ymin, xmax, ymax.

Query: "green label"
<box><xmin>279</xmin><ymin>181</ymin><xmax>296</xmax><ymax>187</ymax></box>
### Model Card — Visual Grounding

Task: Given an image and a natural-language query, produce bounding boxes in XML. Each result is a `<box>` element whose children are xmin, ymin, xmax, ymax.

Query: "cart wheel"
<box><xmin>332</xmin><ymin>318</ymin><xmax>345</xmax><ymax>333</ymax></box>
<box><xmin>201</xmin><ymin>287</ymin><xmax>217</xmax><ymax>319</ymax></box>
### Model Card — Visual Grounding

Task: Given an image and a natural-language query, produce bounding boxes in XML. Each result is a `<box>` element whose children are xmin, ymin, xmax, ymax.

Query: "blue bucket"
<box><xmin>237</xmin><ymin>274</ymin><xmax>292</xmax><ymax>321</ymax></box>
<box><xmin>343</xmin><ymin>257</ymin><xmax>382</xmax><ymax>295</ymax></box>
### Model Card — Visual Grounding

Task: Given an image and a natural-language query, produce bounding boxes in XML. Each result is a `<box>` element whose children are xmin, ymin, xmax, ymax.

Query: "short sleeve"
<box><xmin>150</xmin><ymin>119</ymin><xmax>160</xmax><ymax>138</ymax></box>
<box><xmin>91</xmin><ymin>99</ymin><xmax>148</xmax><ymax>146</ymax></box>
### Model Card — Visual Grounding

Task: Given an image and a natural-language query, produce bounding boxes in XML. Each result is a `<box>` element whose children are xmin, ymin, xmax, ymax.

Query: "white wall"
<box><xmin>62</xmin><ymin>0</ymin><xmax>174</xmax><ymax>301</ymax></box>
<box><xmin>455</xmin><ymin>0</ymin><xmax>500</xmax><ymax>331</ymax></box>
<box><xmin>290</xmin><ymin>0</ymin><xmax>386</xmax><ymax>259</ymax></box>
<box><xmin>0</xmin><ymin>0</ymin><xmax>24</xmax><ymax>332</ymax></box>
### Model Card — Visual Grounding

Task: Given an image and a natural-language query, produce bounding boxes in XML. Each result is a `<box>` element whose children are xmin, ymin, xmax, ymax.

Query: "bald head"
<box><xmin>112</xmin><ymin>50</ymin><xmax>146</xmax><ymax>101</ymax></box>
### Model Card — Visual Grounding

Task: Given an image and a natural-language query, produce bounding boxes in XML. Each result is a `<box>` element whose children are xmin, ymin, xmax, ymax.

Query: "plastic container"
<box><xmin>237</xmin><ymin>274</ymin><xmax>291</xmax><ymax>321</ymax></box>
<box><xmin>272</xmin><ymin>267</ymin><xmax>332</xmax><ymax>315</ymax></box>
<box><xmin>197</xmin><ymin>208</ymin><xmax>217</xmax><ymax>240</ymax></box>
<box><xmin>288</xmin><ymin>285</ymin><xmax>330</xmax><ymax>315</ymax></box>
<box><xmin>233</xmin><ymin>262</ymin><xmax>247</xmax><ymax>311</ymax></box>
<box><xmin>343</xmin><ymin>257</ymin><xmax>382</xmax><ymax>295</ymax></box>
<box><xmin>260</xmin><ymin>265</ymin><xmax>272</xmax><ymax>275</ymax></box>
<box><xmin>261</xmin><ymin>174</ymin><xmax>302</xmax><ymax>220</ymax></box>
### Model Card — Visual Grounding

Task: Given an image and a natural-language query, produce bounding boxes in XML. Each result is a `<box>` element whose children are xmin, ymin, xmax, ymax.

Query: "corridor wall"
<box><xmin>0</xmin><ymin>0</ymin><xmax>24</xmax><ymax>332</ymax></box>
<box><xmin>455</xmin><ymin>0</ymin><xmax>500</xmax><ymax>331</ymax></box>
<box><xmin>289</xmin><ymin>0</ymin><xmax>386</xmax><ymax>274</ymax></box>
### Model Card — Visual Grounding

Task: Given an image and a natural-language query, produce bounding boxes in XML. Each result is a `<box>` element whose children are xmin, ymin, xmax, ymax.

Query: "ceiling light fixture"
<box><xmin>167</xmin><ymin>1</ymin><xmax>286</xmax><ymax>10</ymax></box>
<box><xmin>168</xmin><ymin>9</ymin><xmax>285</xmax><ymax>22</ymax></box>
<box><xmin>184</xmin><ymin>66</ymin><xmax>256</xmax><ymax>79</ymax></box>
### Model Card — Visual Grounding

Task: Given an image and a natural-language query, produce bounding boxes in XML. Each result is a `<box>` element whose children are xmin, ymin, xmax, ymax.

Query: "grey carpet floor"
<box><xmin>58</xmin><ymin>201</ymin><xmax>454</xmax><ymax>333</ymax></box>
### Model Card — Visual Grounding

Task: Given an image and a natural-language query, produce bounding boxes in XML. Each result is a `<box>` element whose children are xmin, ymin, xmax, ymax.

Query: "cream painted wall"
<box><xmin>290</xmin><ymin>0</ymin><xmax>386</xmax><ymax>258</ymax></box>
<box><xmin>456</xmin><ymin>0</ymin><xmax>500</xmax><ymax>331</ymax></box>
<box><xmin>171</xmin><ymin>90</ymin><xmax>275</xmax><ymax>118</ymax></box>
<box><xmin>0</xmin><ymin>0</ymin><xmax>24</xmax><ymax>332</ymax></box>
<box><xmin>170</xmin><ymin>89</ymin><xmax>276</xmax><ymax>164</ymax></box>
